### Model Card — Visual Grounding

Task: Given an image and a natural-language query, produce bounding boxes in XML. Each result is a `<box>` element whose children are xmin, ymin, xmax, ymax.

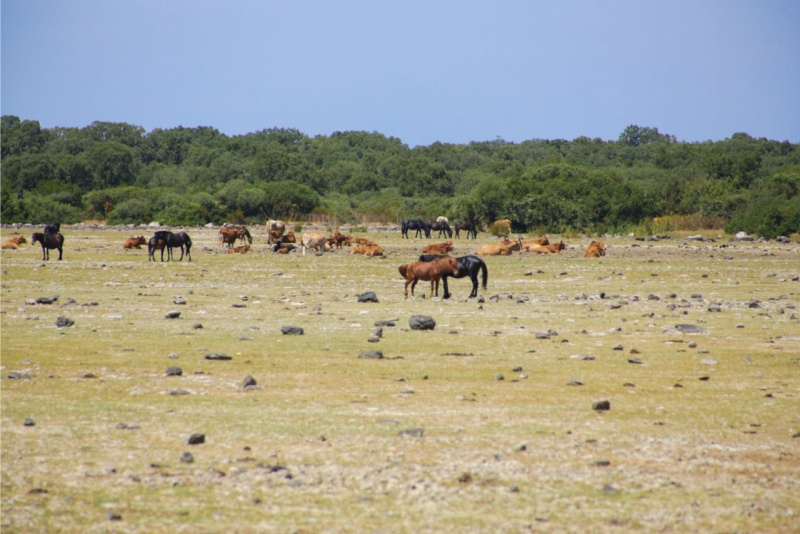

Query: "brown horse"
<box><xmin>398</xmin><ymin>256</ymin><xmax>459</xmax><ymax>299</ymax></box>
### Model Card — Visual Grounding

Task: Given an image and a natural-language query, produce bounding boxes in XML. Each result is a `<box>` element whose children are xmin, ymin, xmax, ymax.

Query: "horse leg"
<box><xmin>57</xmin><ymin>245</ymin><xmax>63</xmax><ymax>260</ymax></box>
<box><xmin>404</xmin><ymin>278</ymin><xmax>413</xmax><ymax>299</ymax></box>
<box><xmin>442</xmin><ymin>275</ymin><xmax>452</xmax><ymax>299</ymax></box>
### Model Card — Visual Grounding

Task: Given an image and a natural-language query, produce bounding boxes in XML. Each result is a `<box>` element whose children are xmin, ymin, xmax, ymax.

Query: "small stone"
<box><xmin>612</xmin><ymin>344</ymin><xmax>624</xmax><ymax>351</ymax></box>
<box><xmin>164</xmin><ymin>311</ymin><xmax>181</xmax><ymax>319</ymax></box>
<box><xmin>188</xmin><ymin>433</ymin><xmax>205</xmax><ymax>445</ymax></box>
<box><xmin>674</xmin><ymin>324</ymin><xmax>707</xmax><ymax>334</ymax></box>
<box><xmin>627</xmin><ymin>358</ymin><xmax>643</xmax><ymax>365</ymax></box>
<box><xmin>371</xmin><ymin>327</ymin><xmax>383</xmax><ymax>339</ymax></box>
<box><xmin>23</xmin><ymin>418</ymin><xmax>35</xmax><ymax>427</ymax></box>
<box><xmin>169</xmin><ymin>353</ymin><xmax>179</xmax><ymax>359</ymax></box>
<box><xmin>36</xmin><ymin>296</ymin><xmax>59</xmax><ymax>305</ymax></box>
<box><xmin>374</xmin><ymin>320</ymin><xmax>397</xmax><ymax>327</ymax></box>
<box><xmin>535</xmin><ymin>331</ymin><xmax>550</xmax><ymax>339</ymax></box>
<box><xmin>567</xmin><ymin>379</ymin><xmax>584</xmax><ymax>386</ymax></box>
<box><xmin>592</xmin><ymin>400</ymin><xmax>611</xmax><ymax>411</ymax></box>
<box><xmin>55</xmin><ymin>316</ymin><xmax>74</xmax><ymax>328</ymax></box>
<box><xmin>205</xmin><ymin>353</ymin><xmax>232</xmax><ymax>360</ymax></box>
<box><xmin>358</xmin><ymin>350</ymin><xmax>384</xmax><ymax>359</ymax></box>
<box><xmin>170</xmin><ymin>388</ymin><xmax>190</xmax><ymax>396</ymax></box>
<box><xmin>180</xmin><ymin>452</ymin><xmax>195</xmax><ymax>463</ymax></box>
<box><xmin>243</xmin><ymin>375</ymin><xmax>257</xmax><ymax>389</ymax></box>
<box><xmin>173</xmin><ymin>296</ymin><xmax>187</xmax><ymax>305</ymax></box>
<box><xmin>357</xmin><ymin>291</ymin><xmax>379</xmax><ymax>303</ymax></box>
<box><xmin>107</xmin><ymin>512</ymin><xmax>122</xmax><ymax>521</ymax></box>
<box><xmin>192</xmin><ymin>323</ymin><xmax>203</xmax><ymax>329</ymax></box>
<box><xmin>8</xmin><ymin>371</ymin><xmax>31</xmax><ymax>380</ymax></box>
<box><xmin>495</xmin><ymin>373</ymin><xmax>505</xmax><ymax>381</ymax></box>
<box><xmin>398</xmin><ymin>428</ymin><xmax>424</xmax><ymax>437</ymax></box>
<box><xmin>280</xmin><ymin>326</ymin><xmax>304</xmax><ymax>335</ymax></box>
<box><xmin>165</xmin><ymin>367</ymin><xmax>183</xmax><ymax>376</ymax></box>
<box><xmin>512</xmin><ymin>366</ymin><xmax>523</xmax><ymax>372</ymax></box>
<box><xmin>409</xmin><ymin>315</ymin><xmax>436</xmax><ymax>330</ymax></box>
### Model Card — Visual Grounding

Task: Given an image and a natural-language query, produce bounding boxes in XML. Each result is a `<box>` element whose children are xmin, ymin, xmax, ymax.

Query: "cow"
<box><xmin>330</xmin><ymin>231</ymin><xmax>352</xmax><ymax>248</ymax></box>
<box><xmin>529</xmin><ymin>241</ymin><xmax>566</xmax><ymax>254</ymax></box>
<box><xmin>1</xmin><ymin>236</ymin><xmax>27</xmax><ymax>249</ymax></box>
<box><xmin>583</xmin><ymin>241</ymin><xmax>606</xmax><ymax>258</ymax></box>
<box><xmin>300</xmin><ymin>232</ymin><xmax>327</xmax><ymax>255</ymax></box>
<box><xmin>266</xmin><ymin>220</ymin><xmax>286</xmax><ymax>244</ymax></box>
<box><xmin>122</xmin><ymin>236</ymin><xmax>147</xmax><ymax>249</ymax></box>
<box><xmin>421</xmin><ymin>241</ymin><xmax>454</xmax><ymax>255</ymax></box>
<box><xmin>475</xmin><ymin>237</ymin><xmax>522</xmax><ymax>256</ymax></box>
<box><xmin>398</xmin><ymin>256</ymin><xmax>460</xmax><ymax>299</ymax></box>
<box><xmin>490</xmin><ymin>219</ymin><xmax>511</xmax><ymax>236</ymax></box>
<box><xmin>351</xmin><ymin>243</ymin><xmax>384</xmax><ymax>257</ymax></box>
<box><xmin>281</xmin><ymin>231</ymin><xmax>296</xmax><ymax>244</ymax></box>
<box><xmin>520</xmin><ymin>235</ymin><xmax>549</xmax><ymax>252</ymax></box>
<box><xmin>226</xmin><ymin>244</ymin><xmax>251</xmax><ymax>254</ymax></box>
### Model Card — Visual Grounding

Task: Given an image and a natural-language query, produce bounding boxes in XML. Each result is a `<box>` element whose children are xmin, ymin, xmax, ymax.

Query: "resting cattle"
<box><xmin>351</xmin><ymin>243</ymin><xmax>384</xmax><ymax>257</ymax></box>
<box><xmin>583</xmin><ymin>241</ymin><xmax>606</xmax><ymax>258</ymax></box>
<box><xmin>300</xmin><ymin>232</ymin><xmax>327</xmax><ymax>255</ymax></box>
<box><xmin>491</xmin><ymin>219</ymin><xmax>511</xmax><ymax>235</ymax></box>
<box><xmin>281</xmin><ymin>231</ymin><xmax>296</xmax><ymax>244</ymax></box>
<box><xmin>520</xmin><ymin>235</ymin><xmax>549</xmax><ymax>251</ymax></box>
<box><xmin>123</xmin><ymin>236</ymin><xmax>147</xmax><ymax>249</ymax></box>
<box><xmin>475</xmin><ymin>237</ymin><xmax>522</xmax><ymax>256</ymax></box>
<box><xmin>398</xmin><ymin>256</ymin><xmax>459</xmax><ymax>299</ymax></box>
<box><xmin>528</xmin><ymin>241</ymin><xmax>566</xmax><ymax>254</ymax></box>
<box><xmin>2</xmin><ymin>236</ymin><xmax>27</xmax><ymax>249</ymax></box>
<box><xmin>330</xmin><ymin>231</ymin><xmax>352</xmax><ymax>248</ymax></box>
<box><xmin>226</xmin><ymin>244</ymin><xmax>250</xmax><ymax>254</ymax></box>
<box><xmin>266</xmin><ymin>220</ymin><xmax>286</xmax><ymax>244</ymax></box>
<box><xmin>421</xmin><ymin>241</ymin><xmax>454</xmax><ymax>255</ymax></box>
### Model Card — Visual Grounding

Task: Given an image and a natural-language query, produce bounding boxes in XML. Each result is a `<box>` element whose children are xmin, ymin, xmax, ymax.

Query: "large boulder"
<box><xmin>409</xmin><ymin>315</ymin><xmax>436</xmax><ymax>331</ymax></box>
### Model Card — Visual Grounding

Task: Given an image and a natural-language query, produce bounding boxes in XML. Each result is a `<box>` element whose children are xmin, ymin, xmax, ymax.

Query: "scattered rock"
<box><xmin>173</xmin><ymin>296</ymin><xmax>186</xmax><ymax>305</ymax></box>
<box><xmin>409</xmin><ymin>315</ymin><xmax>436</xmax><ymax>331</ymax></box>
<box><xmin>398</xmin><ymin>428</ymin><xmax>424</xmax><ymax>437</ymax></box>
<box><xmin>116</xmin><ymin>422</ymin><xmax>140</xmax><ymax>430</ymax></box>
<box><xmin>627</xmin><ymin>358</ymin><xmax>643</xmax><ymax>365</ymax></box>
<box><xmin>23</xmin><ymin>418</ymin><xmax>35</xmax><ymax>427</ymax></box>
<box><xmin>8</xmin><ymin>371</ymin><xmax>31</xmax><ymax>380</ymax></box>
<box><xmin>535</xmin><ymin>331</ymin><xmax>550</xmax><ymax>339</ymax></box>
<box><xmin>243</xmin><ymin>375</ymin><xmax>258</xmax><ymax>389</ymax></box>
<box><xmin>358</xmin><ymin>350</ymin><xmax>384</xmax><ymax>359</ymax></box>
<box><xmin>192</xmin><ymin>323</ymin><xmax>203</xmax><ymax>329</ymax></box>
<box><xmin>514</xmin><ymin>442</ymin><xmax>527</xmax><ymax>452</ymax></box>
<box><xmin>35</xmin><ymin>296</ymin><xmax>59</xmax><ymax>305</ymax></box>
<box><xmin>567</xmin><ymin>379</ymin><xmax>584</xmax><ymax>386</ymax></box>
<box><xmin>205</xmin><ymin>353</ymin><xmax>232</xmax><ymax>361</ymax></box>
<box><xmin>164</xmin><ymin>311</ymin><xmax>181</xmax><ymax>319</ymax></box>
<box><xmin>180</xmin><ymin>452</ymin><xmax>195</xmax><ymax>463</ymax></box>
<box><xmin>357</xmin><ymin>291</ymin><xmax>379</xmax><ymax>303</ymax></box>
<box><xmin>281</xmin><ymin>326</ymin><xmax>304</xmax><ymax>335</ymax></box>
<box><xmin>592</xmin><ymin>400</ymin><xmax>611</xmax><ymax>411</ymax></box>
<box><xmin>674</xmin><ymin>324</ymin><xmax>707</xmax><ymax>334</ymax></box>
<box><xmin>55</xmin><ymin>316</ymin><xmax>74</xmax><ymax>328</ymax></box>
<box><xmin>375</xmin><ymin>319</ymin><xmax>397</xmax><ymax>327</ymax></box>
<box><xmin>188</xmin><ymin>433</ymin><xmax>206</xmax><ymax>445</ymax></box>
<box><xmin>165</xmin><ymin>367</ymin><xmax>183</xmax><ymax>376</ymax></box>
<box><xmin>169</xmin><ymin>388</ymin><xmax>191</xmax><ymax>396</ymax></box>
<box><xmin>169</xmin><ymin>353</ymin><xmax>179</xmax><ymax>359</ymax></box>
<box><xmin>495</xmin><ymin>373</ymin><xmax>505</xmax><ymax>381</ymax></box>
<box><xmin>613</xmin><ymin>344</ymin><xmax>624</xmax><ymax>351</ymax></box>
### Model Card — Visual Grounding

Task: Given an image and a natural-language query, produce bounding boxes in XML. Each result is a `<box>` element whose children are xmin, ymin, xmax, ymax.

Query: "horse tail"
<box><xmin>479</xmin><ymin>258</ymin><xmax>488</xmax><ymax>289</ymax></box>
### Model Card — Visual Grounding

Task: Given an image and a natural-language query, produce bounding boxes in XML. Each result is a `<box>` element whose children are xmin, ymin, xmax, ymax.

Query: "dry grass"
<box><xmin>2</xmin><ymin>227</ymin><xmax>800</xmax><ymax>533</ymax></box>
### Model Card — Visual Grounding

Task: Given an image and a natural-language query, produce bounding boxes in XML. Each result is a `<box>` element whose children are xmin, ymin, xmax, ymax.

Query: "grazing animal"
<box><xmin>2</xmin><ymin>236</ymin><xmax>27</xmax><ymax>249</ymax></box>
<box><xmin>227</xmin><ymin>244</ymin><xmax>250</xmax><ymax>254</ymax></box>
<box><xmin>399</xmin><ymin>256</ymin><xmax>460</xmax><ymax>299</ymax></box>
<box><xmin>430</xmin><ymin>217</ymin><xmax>453</xmax><ymax>239</ymax></box>
<box><xmin>529</xmin><ymin>240</ymin><xmax>566</xmax><ymax>254</ymax></box>
<box><xmin>44</xmin><ymin>223</ymin><xmax>61</xmax><ymax>235</ymax></box>
<box><xmin>330</xmin><ymin>231</ymin><xmax>352</xmax><ymax>248</ymax></box>
<box><xmin>401</xmin><ymin>219</ymin><xmax>431</xmax><ymax>239</ymax></box>
<box><xmin>351</xmin><ymin>243</ymin><xmax>384</xmax><ymax>256</ymax></box>
<box><xmin>122</xmin><ymin>236</ymin><xmax>147</xmax><ymax>249</ymax></box>
<box><xmin>266</xmin><ymin>220</ymin><xmax>286</xmax><ymax>244</ymax></box>
<box><xmin>454</xmin><ymin>221</ymin><xmax>478</xmax><ymax>239</ymax></box>
<box><xmin>300</xmin><ymin>232</ymin><xmax>327</xmax><ymax>255</ymax></box>
<box><xmin>421</xmin><ymin>241</ymin><xmax>454</xmax><ymax>255</ymax></box>
<box><xmin>281</xmin><ymin>231</ymin><xmax>296</xmax><ymax>244</ymax></box>
<box><xmin>583</xmin><ymin>240</ymin><xmax>606</xmax><ymax>258</ymax></box>
<box><xmin>219</xmin><ymin>225</ymin><xmax>252</xmax><ymax>248</ymax></box>
<box><xmin>152</xmin><ymin>230</ymin><xmax>192</xmax><ymax>261</ymax></box>
<box><xmin>148</xmin><ymin>236</ymin><xmax>167</xmax><ymax>262</ymax></box>
<box><xmin>418</xmin><ymin>254</ymin><xmax>488</xmax><ymax>299</ymax></box>
<box><xmin>475</xmin><ymin>237</ymin><xmax>522</xmax><ymax>256</ymax></box>
<box><xmin>31</xmin><ymin>232</ymin><xmax>64</xmax><ymax>261</ymax></box>
<box><xmin>520</xmin><ymin>235</ymin><xmax>550</xmax><ymax>252</ymax></box>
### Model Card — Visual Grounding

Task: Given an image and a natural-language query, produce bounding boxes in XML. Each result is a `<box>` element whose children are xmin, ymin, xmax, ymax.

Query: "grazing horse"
<box><xmin>219</xmin><ymin>225</ymin><xmax>252</xmax><ymax>248</ymax></box>
<box><xmin>153</xmin><ymin>230</ymin><xmax>192</xmax><ymax>261</ymax></box>
<box><xmin>419</xmin><ymin>254</ymin><xmax>488</xmax><ymax>299</ymax></box>
<box><xmin>398</xmin><ymin>256</ymin><xmax>459</xmax><ymax>299</ymax></box>
<box><xmin>31</xmin><ymin>232</ymin><xmax>64</xmax><ymax>261</ymax></box>
<box><xmin>401</xmin><ymin>219</ymin><xmax>431</xmax><ymax>239</ymax></box>
<box><xmin>454</xmin><ymin>221</ymin><xmax>478</xmax><ymax>239</ymax></box>
<box><xmin>430</xmin><ymin>218</ymin><xmax>453</xmax><ymax>239</ymax></box>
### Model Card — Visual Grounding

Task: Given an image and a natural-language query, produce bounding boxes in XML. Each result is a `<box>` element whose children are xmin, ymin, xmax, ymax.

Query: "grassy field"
<box><xmin>2</xmin><ymin>225</ymin><xmax>799</xmax><ymax>533</ymax></box>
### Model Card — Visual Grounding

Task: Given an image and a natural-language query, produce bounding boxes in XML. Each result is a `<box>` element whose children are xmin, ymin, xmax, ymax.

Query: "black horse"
<box><xmin>152</xmin><ymin>230</ymin><xmax>192</xmax><ymax>261</ymax></box>
<box><xmin>44</xmin><ymin>223</ymin><xmax>61</xmax><ymax>235</ymax></box>
<box><xmin>418</xmin><ymin>254</ymin><xmax>488</xmax><ymax>299</ymax></box>
<box><xmin>454</xmin><ymin>221</ymin><xmax>478</xmax><ymax>239</ymax></box>
<box><xmin>32</xmin><ymin>232</ymin><xmax>64</xmax><ymax>261</ymax></box>
<box><xmin>430</xmin><ymin>219</ymin><xmax>453</xmax><ymax>239</ymax></box>
<box><xmin>401</xmin><ymin>219</ymin><xmax>431</xmax><ymax>239</ymax></box>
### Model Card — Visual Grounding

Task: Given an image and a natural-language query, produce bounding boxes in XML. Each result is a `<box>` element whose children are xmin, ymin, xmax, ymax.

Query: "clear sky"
<box><xmin>2</xmin><ymin>0</ymin><xmax>799</xmax><ymax>146</ymax></box>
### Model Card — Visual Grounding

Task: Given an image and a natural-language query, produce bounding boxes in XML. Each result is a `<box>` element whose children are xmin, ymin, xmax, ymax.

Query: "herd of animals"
<box><xmin>2</xmin><ymin>217</ymin><xmax>606</xmax><ymax>300</ymax></box>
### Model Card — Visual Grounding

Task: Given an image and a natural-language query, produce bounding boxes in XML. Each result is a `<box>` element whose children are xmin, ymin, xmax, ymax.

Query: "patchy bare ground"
<box><xmin>2</xmin><ymin>226</ymin><xmax>799</xmax><ymax>533</ymax></box>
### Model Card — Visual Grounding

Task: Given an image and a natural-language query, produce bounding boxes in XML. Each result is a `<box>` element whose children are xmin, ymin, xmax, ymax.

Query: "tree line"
<box><xmin>1</xmin><ymin>117</ymin><xmax>798</xmax><ymax>238</ymax></box>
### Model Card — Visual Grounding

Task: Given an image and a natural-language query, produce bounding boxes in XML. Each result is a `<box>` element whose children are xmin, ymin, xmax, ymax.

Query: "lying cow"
<box><xmin>1</xmin><ymin>235</ymin><xmax>27</xmax><ymax>249</ymax></box>
<box><xmin>520</xmin><ymin>235</ymin><xmax>549</xmax><ymax>252</ymax></box>
<box><xmin>583</xmin><ymin>241</ymin><xmax>606</xmax><ymax>258</ymax></box>
<box><xmin>122</xmin><ymin>236</ymin><xmax>147</xmax><ymax>249</ymax></box>
<box><xmin>475</xmin><ymin>237</ymin><xmax>522</xmax><ymax>256</ymax></box>
<box><xmin>422</xmin><ymin>241</ymin><xmax>454</xmax><ymax>255</ymax></box>
<box><xmin>351</xmin><ymin>243</ymin><xmax>384</xmax><ymax>257</ymax></box>
<box><xmin>272</xmin><ymin>242</ymin><xmax>296</xmax><ymax>254</ymax></box>
<box><xmin>226</xmin><ymin>244</ymin><xmax>251</xmax><ymax>254</ymax></box>
<box><xmin>529</xmin><ymin>241</ymin><xmax>566</xmax><ymax>254</ymax></box>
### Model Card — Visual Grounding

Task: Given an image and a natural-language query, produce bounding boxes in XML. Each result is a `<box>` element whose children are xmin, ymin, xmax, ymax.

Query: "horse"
<box><xmin>31</xmin><ymin>232</ymin><xmax>64</xmax><ymax>261</ymax></box>
<box><xmin>44</xmin><ymin>223</ymin><xmax>61</xmax><ymax>235</ymax></box>
<box><xmin>454</xmin><ymin>221</ymin><xmax>478</xmax><ymax>239</ymax></box>
<box><xmin>148</xmin><ymin>235</ymin><xmax>166</xmax><ymax>262</ymax></box>
<box><xmin>418</xmin><ymin>254</ymin><xmax>488</xmax><ymax>299</ymax></box>
<box><xmin>398</xmin><ymin>256</ymin><xmax>459</xmax><ymax>299</ymax></box>
<box><xmin>401</xmin><ymin>219</ymin><xmax>431</xmax><ymax>239</ymax></box>
<box><xmin>430</xmin><ymin>218</ymin><xmax>453</xmax><ymax>239</ymax></box>
<box><xmin>152</xmin><ymin>230</ymin><xmax>192</xmax><ymax>261</ymax></box>
<box><xmin>219</xmin><ymin>225</ymin><xmax>252</xmax><ymax>248</ymax></box>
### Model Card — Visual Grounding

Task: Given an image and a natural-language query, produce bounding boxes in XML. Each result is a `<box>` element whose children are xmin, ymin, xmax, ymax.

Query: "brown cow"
<box><xmin>421</xmin><ymin>241</ymin><xmax>454</xmax><ymax>255</ymax></box>
<box><xmin>266</xmin><ymin>220</ymin><xmax>286</xmax><ymax>244</ymax></box>
<box><xmin>226</xmin><ymin>244</ymin><xmax>250</xmax><ymax>254</ymax></box>
<box><xmin>475</xmin><ymin>237</ymin><xmax>522</xmax><ymax>256</ymax></box>
<box><xmin>399</xmin><ymin>256</ymin><xmax>459</xmax><ymax>299</ymax></box>
<box><xmin>281</xmin><ymin>231</ymin><xmax>296</xmax><ymax>243</ymax></box>
<box><xmin>330</xmin><ymin>231</ymin><xmax>352</xmax><ymax>248</ymax></box>
<box><xmin>583</xmin><ymin>241</ymin><xmax>606</xmax><ymax>258</ymax></box>
<box><xmin>529</xmin><ymin>241</ymin><xmax>566</xmax><ymax>254</ymax></box>
<box><xmin>2</xmin><ymin>236</ymin><xmax>27</xmax><ymax>249</ymax></box>
<box><xmin>122</xmin><ymin>236</ymin><xmax>147</xmax><ymax>249</ymax></box>
<box><xmin>219</xmin><ymin>225</ymin><xmax>252</xmax><ymax>247</ymax></box>
<box><xmin>520</xmin><ymin>235</ymin><xmax>549</xmax><ymax>251</ymax></box>
<box><xmin>491</xmin><ymin>219</ymin><xmax>511</xmax><ymax>235</ymax></box>
<box><xmin>351</xmin><ymin>243</ymin><xmax>384</xmax><ymax>257</ymax></box>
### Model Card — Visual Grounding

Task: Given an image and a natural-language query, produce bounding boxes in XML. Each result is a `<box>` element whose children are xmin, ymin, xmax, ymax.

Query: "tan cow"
<box><xmin>475</xmin><ymin>237</ymin><xmax>522</xmax><ymax>256</ymax></box>
<box><xmin>122</xmin><ymin>236</ymin><xmax>147</xmax><ymax>249</ymax></box>
<box><xmin>520</xmin><ymin>235</ymin><xmax>549</xmax><ymax>251</ymax></box>
<box><xmin>300</xmin><ymin>232</ymin><xmax>327</xmax><ymax>255</ymax></box>
<box><xmin>583</xmin><ymin>241</ymin><xmax>606</xmax><ymax>258</ymax></box>
<box><xmin>266</xmin><ymin>220</ymin><xmax>286</xmax><ymax>244</ymax></box>
<box><xmin>2</xmin><ymin>236</ymin><xmax>27</xmax><ymax>249</ymax></box>
<box><xmin>351</xmin><ymin>243</ymin><xmax>384</xmax><ymax>257</ymax></box>
<box><xmin>528</xmin><ymin>241</ymin><xmax>566</xmax><ymax>254</ymax></box>
<box><xmin>422</xmin><ymin>241</ymin><xmax>454</xmax><ymax>255</ymax></box>
<box><xmin>226</xmin><ymin>244</ymin><xmax>250</xmax><ymax>254</ymax></box>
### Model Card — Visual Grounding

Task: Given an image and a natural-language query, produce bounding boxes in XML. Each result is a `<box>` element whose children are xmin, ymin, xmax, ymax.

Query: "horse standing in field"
<box><xmin>401</xmin><ymin>219</ymin><xmax>431</xmax><ymax>239</ymax></box>
<box><xmin>398</xmin><ymin>256</ymin><xmax>459</xmax><ymax>299</ymax></box>
<box><xmin>148</xmin><ymin>235</ymin><xmax>167</xmax><ymax>262</ymax></box>
<box><xmin>430</xmin><ymin>217</ymin><xmax>453</xmax><ymax>239</ymax></box>
<box><xmin>454</xmin><ymin>221</ymin><xmax>478</xmax><ymax>239</ymax></box>
<box><xmin>31</xmin><ymin>232</ymin><xmax>64</xmax><ymax>261</ymax></box>
<box><xmin>152</xmin><ymin>230</ymin><xmax>192</xmax><ymax>261</ymax></box>
<box><xmin>219</xmin><ymin>225</ymin><xmax>252</xmax><ymax>248</ymax></box>
<box><xmin>418</xmin><ymin>254</ymin><xmax>488</xmax><ymax>299</ymax></box>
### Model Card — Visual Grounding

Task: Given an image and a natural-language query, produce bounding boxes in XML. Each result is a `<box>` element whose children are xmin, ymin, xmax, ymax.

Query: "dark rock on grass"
<box><xmin>674</xmin><ymin>324</ymin><xmax>707</xmax><ymax>334</ymax></box>
<box><xmin>613</xmin><ymin>344</ymin><xmax>624</xmax><ymax>351</ymax></box>
<box><xmin>357</xmin><ymin>291</ymin><xmax>379</xmax><ymax>303</ymax></box>
<box><xmin>243</xmin><ymin>375</ymin><xmax>257</xmax><ymax>389</ymax></box>
<box><xmin>173</xmin><ymin>296</ymin><xmax>187</xmax><ymax>305</ymax></box>
<box><xmin>281</xmin><ymin>326</ymin><xmax>304</xmax><ymax>335</ymax></box>
<box><xmin>55</xmin><ymin>316</ymin><xmax>74</xmax><ymax>328</ymax></box>
<box><xmin>398</xmin><ymin>428</ymin><xmax>424</xmax><ymax>437</ymax></box>
<box><xmin>535</xmin><ymin>331</ymin><xmax>550</xmax><ymax>339</ymax></box>
<box><xmin>368</xmin><ymin>327</ymin><xmax>383</xmax><ymax>343</ymax></box>
<box><xmin>592</xmin><ymin>400</ymin><xmax>611</xmax><ymax>411</ymax></box>
<box><xmin>8</xmin><ymin>371</ymin><xmax>31</xmax><ymax>379</ymax></box>
<box><xmin>409</xmin><ymin>315</ymin><xmax>436</xmax><ymax>331</ymax></box>
<box><xmin>628</xmin><ymin>358</ymin><xmax>643</xmax><ymax>364</ymax></box>
<box><xmin>107</xmin><ymin>512</ymin><xmax>122</xmax><ymax>521</ymax></box>
<box><xmin>165</xmin><ymin>367</ymin><xmax>183</xmax><ymax>376</ymax></box>
<box><xmin>375</xmin><ymin>319</ymin><xmax>397</xmax><ymax>327</ymax></box>
<box><xmin>567</xmin><ymin>379</ymin><xmax>584</xmax><ymax>386</ymax></box>
<box><xmin>192</xmin><ymin>323</ymin><xmax>203</xmax><ymax>329</ymax></box>
<box><xmin>36</xmin><ymin>296</ymin><xmax>59</xmax><ymax>305</ymax></box>
<box><xmin>164</xmin><ymin>311</ymin><xmax>181</xmax><ymax>319</ymax></box>
<box><xmin>205</xmin><ymin>353</ymin><xmax>232</xmax><ymax>361</ymax></box>
<box><xmin>170</xmin><ymin>388</ymin><xmax>191</xmax><ymax>396</ymax></box>
<box><xmin>24</xmin><ymin>418</ymin><xmax>35</xmax><ymax>427</ymax></box>
<box><xmin>180</xmin><ymin>452</ymin><xmax>195</xmax><ymax>463</ymax></box>
<box><xmin>358</xmin><ymin>350</ymin><xmax>384</xmax><ymax>359</ymax></box>
<box><xmin>188</xmin><ymin>433</ymin><xmax>205</xmax><ymax>445</ymax></box>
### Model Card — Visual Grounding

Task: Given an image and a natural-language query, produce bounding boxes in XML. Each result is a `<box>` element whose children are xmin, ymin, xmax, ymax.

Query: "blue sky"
<box><xmin>2</xmin><ymin>0</ymin><xmax>799</xmax><ymax>146</ymax></box>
